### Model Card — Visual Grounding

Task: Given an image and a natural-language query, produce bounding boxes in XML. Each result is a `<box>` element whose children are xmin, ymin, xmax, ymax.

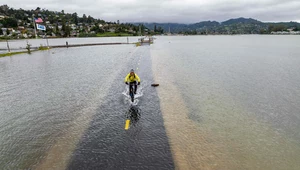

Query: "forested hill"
<box><xmin>134</xmin><ymin>17</ymin><xmax>300</xmax><ymax>34</ymax></box>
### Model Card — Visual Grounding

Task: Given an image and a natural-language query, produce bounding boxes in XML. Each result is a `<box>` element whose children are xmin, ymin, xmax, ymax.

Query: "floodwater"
<box><xmin>0</xmin><ymin>35</ymin><xmax>300</xmax><ymax>170</ymax></box>
<box><xmin>0</xmin><ymin>37</ymin><xmax>139</xmax><ymax>53</ymax></box>
<box><xmin>151</xmin><ymin>35</ymin><xmax>300</xmax><ymax>170</ymax></box>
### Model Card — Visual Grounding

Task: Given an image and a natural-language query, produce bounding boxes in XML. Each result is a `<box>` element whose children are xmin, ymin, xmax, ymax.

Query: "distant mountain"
<box><xmin>133</xmin><ymin>17</ymin><xmax>300</xmax><ymax>34</ymax></box>
<box><xmin>221</xmin><ymin>17</ymin><xmax>262</xmax><ymax>25</ymax></box>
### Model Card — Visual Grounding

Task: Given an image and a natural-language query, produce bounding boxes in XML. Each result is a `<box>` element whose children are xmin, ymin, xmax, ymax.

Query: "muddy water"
<box><xmin>1</xmin><ymin>35</ymin><xmax>300</xmax><ymax>170</ymax></box>
<box><xmin>151</xmin><ymin>35</ymin><xmax>300</xmax><ymax>170</ymax></box>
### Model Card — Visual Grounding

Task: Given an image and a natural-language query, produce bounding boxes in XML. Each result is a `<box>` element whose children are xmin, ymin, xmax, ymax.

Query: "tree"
<box><xmin>55</xmin><ymin>24</ymin><xmax>59</xmax><ymax>34</ymax></box>
<box><xmin>0</xmin><ymin>5</ymin><xmax>10</xmax><ymax>15</ymax></box>
<box><xmin>87</xmin><ymin>15</ymin><xmax>93</xmax><ymax>23</ymax></box>
<box><xmin>72</xmin><ymin>12</ymin><xmax>78</xmax><ymax>25</ymax></box>
<box><xmin>1</xmin><ymin>17</ymin><xmax>18</xmax><ymax>27</ymax></box>
<box><xmin>268</xmin><ymin>25</ymin><xmax>274</xmax><ymax>33</ymax></box>
<box><xmin>154</xmin><ymin>24</ymin><xmax>157</xmax><ymax>32</ymax></box>
<box><xmin>46</xmin><ymin>25</ymin><xmax>53</xmax><ymax>35</ymax></box>
<box><xmin>35</xmin><ymin>7</ymin><xmax>41</xmax><ymax>14</ymax></box>
<box><xmin>82</xmin><ymin>14</ymin><xmax>87</xmax><ymax>23</ymax></box>
<box><xmin>0</xmin><ymin>28</ymin><xmax>3</xmax><ymax>35</ymax></box>
<box><xmin>157</xmin><ymin>26</ymin><xmax>163</xmax><ymax>34</ymax></box>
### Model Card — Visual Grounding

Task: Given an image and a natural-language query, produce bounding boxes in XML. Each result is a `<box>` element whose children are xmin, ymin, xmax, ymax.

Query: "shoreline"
<box><xmin>1</xmin><ymin>34</ymin><xmax>299</xmax><ymax>42</ymax></box>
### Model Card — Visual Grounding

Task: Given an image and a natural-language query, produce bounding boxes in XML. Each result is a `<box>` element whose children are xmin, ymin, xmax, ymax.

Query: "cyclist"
<box><xmin>124</xmin><ymin>69</ymin><xmax>141</xmax><ymax>94</ymax></box>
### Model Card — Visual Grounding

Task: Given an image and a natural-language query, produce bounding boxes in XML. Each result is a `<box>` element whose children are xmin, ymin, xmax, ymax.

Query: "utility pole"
<box><xmin>139</xmin><ymin>25</ymin><xmax>141</xmax><ymax>36</ymax></box>
<box><xmin>6</xmin><ymin>40</ymin><xmax>10</xmax><ymax>53</ymax></box>
<box><xmin>46</xmin><ymin>35</ymin><xmax>49</xmax><ymax>48</ymax></box>
<box><xmin>32</xmin><ymin>14</ymin><xmax>37</xmax><ymax>39</ymax></box>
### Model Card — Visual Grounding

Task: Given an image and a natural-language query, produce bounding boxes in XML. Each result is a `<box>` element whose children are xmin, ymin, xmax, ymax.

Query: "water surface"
<box><xmin>1</xmin><ymin>35</ymin><xmax>300</xmax><ymax>170</ymax></box>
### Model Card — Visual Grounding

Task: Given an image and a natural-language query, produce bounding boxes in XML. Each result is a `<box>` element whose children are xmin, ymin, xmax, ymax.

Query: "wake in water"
<box><xmin>122</xmin><ymin>84</ymin><xmax>144</xmax><ymax>105</ymax></box>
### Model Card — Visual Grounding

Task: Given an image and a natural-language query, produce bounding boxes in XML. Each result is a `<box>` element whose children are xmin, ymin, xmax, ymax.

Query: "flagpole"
<box><xmin>32</xmin><ymin>14</ymin><xmax>37</xmax><ymax>39</ymax></box>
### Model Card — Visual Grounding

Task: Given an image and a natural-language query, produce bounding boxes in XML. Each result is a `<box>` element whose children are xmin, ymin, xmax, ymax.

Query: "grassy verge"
<box><xmin>135</xmin><ymin>42</ymin><xmax>141</xmax><ymax>47</ymax></box>
<box><xmin>38</xmin><ymin>46</ymin><xmax>50</xmax><ymax>50</ymax></box>
<box><xmin>96</xmin><ymin>32</ymin><xmax>133</xmax><ymax>37</ymax></box>
<box><xmin>0</xmin><ymin>47</ymin><xmax>49</xmax><ymax>58</ymax></box>
<box><xmin>0</xmin><ymin>51</ymin><xmax>29</xmax><ymax>57</ymax></box>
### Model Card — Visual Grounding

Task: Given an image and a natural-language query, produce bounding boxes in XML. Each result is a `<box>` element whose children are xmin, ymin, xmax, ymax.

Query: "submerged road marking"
<box><xmin>125</xmin><ymin>119</ymin><xmax>130</xmax><ymax>130</ymax></box>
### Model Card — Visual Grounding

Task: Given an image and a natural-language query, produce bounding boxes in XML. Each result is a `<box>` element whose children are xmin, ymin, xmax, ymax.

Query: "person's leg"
<box><xmin>134</xmin><ymin>81</ymin><xmax>137</xmax><ymax>94</ymax></box>
<box><xmin>129</xmin><ymin>83</ymin><xmax>133</xmax><ymax>93</ymax></box>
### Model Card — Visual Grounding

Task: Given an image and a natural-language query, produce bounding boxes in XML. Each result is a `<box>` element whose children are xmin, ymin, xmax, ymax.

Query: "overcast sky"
<box><xmin>3</xmin><ymin>0</ymin><xmax>300</xmax><ymax>23</ymax></box>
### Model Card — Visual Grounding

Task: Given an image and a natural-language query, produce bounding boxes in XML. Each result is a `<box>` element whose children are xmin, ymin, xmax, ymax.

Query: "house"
<box><xmin>26</xmin><ymin>28</ymin><xmax>34</xmax><ymax>34</ymax></box>
<box><xmin>70</xmin><ymin>30</ymin><xmax>77</xmax><ymax>37</ymax></box>
<box><xmin>128</xmin><ymin>29</ymin><xmax>136</xmax><ymax>33</ymax></box>
<box><xmin>108</xmin><ymin>28</ymin><xmax>115</xmax><ymax>32</ymax></box>
<box><xmin>71</xmin><ymin>26</ymin><xmax>77</xmax><ymax>30</ymax></box>
<box><xmin>0</xmin><ymin>15</ymin><xmax>5</xmax><ymax>20</ymax></box>
<box><xmin>7</xmin><ymin>28</ymin><xmax>15</xmax><ymax>32</ymax></box>
<box><xmin>1</xmin><ymin>28</ymin><xmax>7</xmax><ymax>35</ymax></box>
<box><xmin>23</xmin><ymin>33</ymin><xmax>28</xmax><ymax>38</ymax></box>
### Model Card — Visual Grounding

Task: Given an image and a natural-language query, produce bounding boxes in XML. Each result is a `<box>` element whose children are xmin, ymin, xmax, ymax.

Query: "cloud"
<box><xmin>3</xmin><ymin>0</ymin><xmax>300</xmax><ymax>23</ymax></box>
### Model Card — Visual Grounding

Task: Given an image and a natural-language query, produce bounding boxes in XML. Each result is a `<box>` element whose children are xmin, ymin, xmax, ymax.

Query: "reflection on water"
<box><xmin>126</xmin><ymin>106</ymin><xmax>141</xmax><ymax>127</ymax></box>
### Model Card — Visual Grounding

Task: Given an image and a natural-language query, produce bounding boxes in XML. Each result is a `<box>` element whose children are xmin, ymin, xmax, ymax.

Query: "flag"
<box><xmin>35</xmin><ymin>18</ymin><xmax>43</xmax><ymax>23</ymax></box>
<box><xmin>36</xmin><ymin>24</ymin><xmax>46</xmax><ymax>31</ymax></box>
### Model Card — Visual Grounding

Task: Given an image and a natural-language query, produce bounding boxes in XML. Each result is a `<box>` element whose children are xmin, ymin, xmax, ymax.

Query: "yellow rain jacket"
<box><xmin>124</xmin><ymin>73</ymin><xmax>141</xmax><ymax>83</ymax></box>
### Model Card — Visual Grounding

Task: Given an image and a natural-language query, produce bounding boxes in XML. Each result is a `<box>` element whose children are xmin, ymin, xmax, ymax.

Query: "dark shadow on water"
<box><xmin>126</xmin><ymin>106</ymin><xmax>141</xmax><ymax>127</ymax></box>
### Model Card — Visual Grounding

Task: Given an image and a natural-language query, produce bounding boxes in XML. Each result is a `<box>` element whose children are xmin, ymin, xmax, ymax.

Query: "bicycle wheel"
<box><xmin>130</xmin><ymin>88</ymin><xmax>134</xmax><ymax>102</ymax></box>
<box><xmin>130</xmin><ymin>92</ymin><xmax>134</xmax><ymax>102</ymax></box>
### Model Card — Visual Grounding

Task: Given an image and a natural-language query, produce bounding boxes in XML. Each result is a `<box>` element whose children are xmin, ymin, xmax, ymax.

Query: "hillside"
<box><xmin>134</xmin><ymin>17</ymin><xmax>300</xmax><ymax>34</ymax></box>
<box><xmin>0</xmin><ymin>5</ymin><xmax>148</xmax><ymax>38</ymax></box>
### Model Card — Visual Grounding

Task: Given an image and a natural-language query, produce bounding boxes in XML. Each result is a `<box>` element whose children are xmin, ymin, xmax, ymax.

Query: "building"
<box><xmin>0</xmin><ymin>15</ymin><xmax>6</xmax><ymax>20</ymax></box>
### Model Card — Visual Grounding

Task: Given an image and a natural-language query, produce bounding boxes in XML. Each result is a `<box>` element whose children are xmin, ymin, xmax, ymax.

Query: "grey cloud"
<box><xmin>3</xmin><ymin>0</ymin><xmax>300</xmax><ymax>23</ymax></box>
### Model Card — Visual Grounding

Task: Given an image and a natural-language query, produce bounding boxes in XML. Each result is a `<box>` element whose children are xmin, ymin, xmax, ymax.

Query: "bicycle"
<box><xmin>126</xmin><ymin>82</ymin><xmax>137</xmax><ymax>102</ymax></box>
<box><xmin>129</xmin><ymin>84</ymin><xmax>135</xmax><ymax>102</ymax></box>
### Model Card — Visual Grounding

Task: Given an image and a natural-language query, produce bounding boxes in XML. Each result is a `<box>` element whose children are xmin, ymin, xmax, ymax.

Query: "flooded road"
<box><xmin>67</xmin><ymin>46</ymin><xmax>174</xmax><ymax>170</ymax></box>
<box><xmin>1</xmin><ymin>35</ymin><xmax>300</xmax><ymax>169</ymax></box>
